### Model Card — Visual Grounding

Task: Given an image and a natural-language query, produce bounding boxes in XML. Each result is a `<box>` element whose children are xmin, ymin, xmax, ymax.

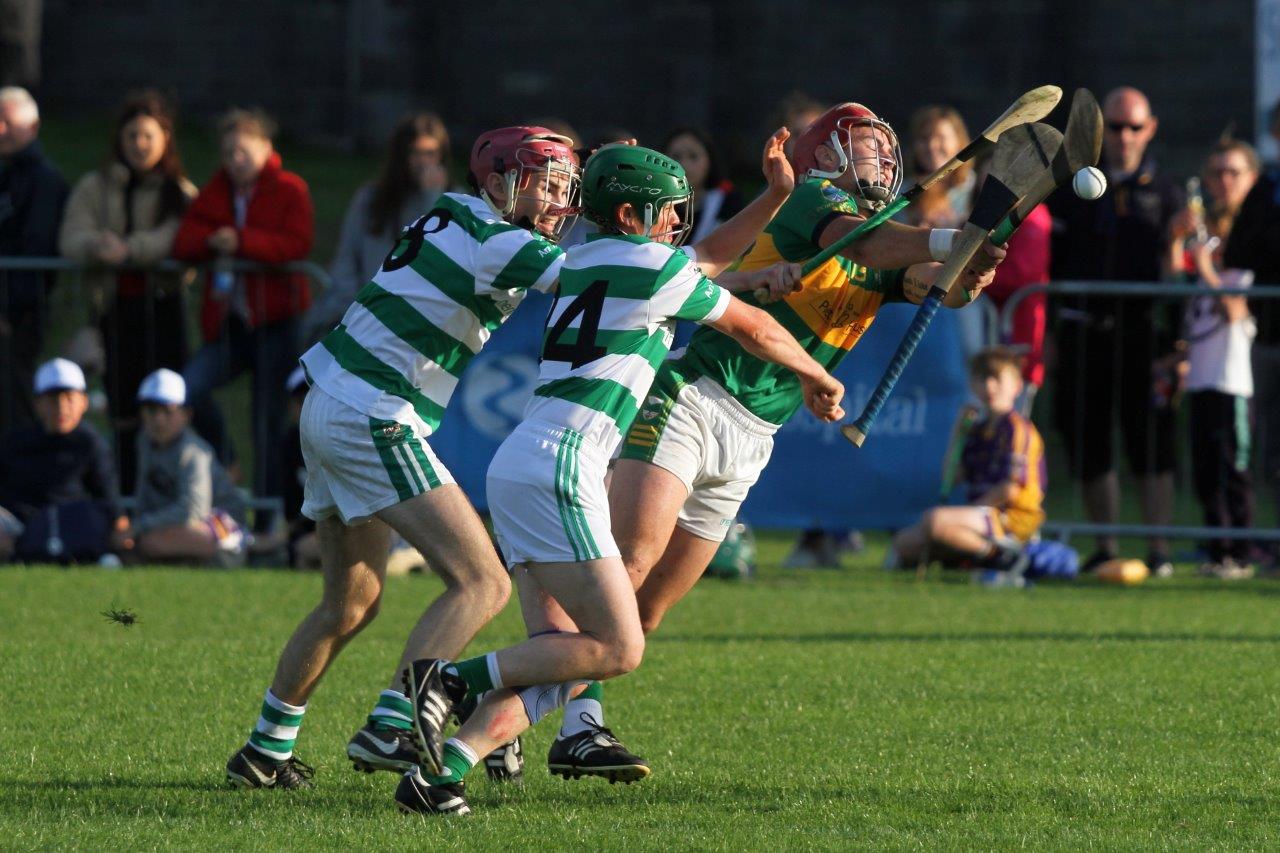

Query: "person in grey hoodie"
<box><xmin>113</xmin><ymin>368</ymin><xmax>246</xmax><ymax>566</ymax></box>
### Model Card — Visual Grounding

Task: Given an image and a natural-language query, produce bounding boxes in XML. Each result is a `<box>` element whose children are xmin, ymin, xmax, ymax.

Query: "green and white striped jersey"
<box><xmin>301</xmin><ymin>193</ymin><xmax>564</xmax><ymax>435</ymax></box>
<box><xmin>523</xmin><ymin>233</ymin><xmax>731</xmax><ymax>455</ymax></box>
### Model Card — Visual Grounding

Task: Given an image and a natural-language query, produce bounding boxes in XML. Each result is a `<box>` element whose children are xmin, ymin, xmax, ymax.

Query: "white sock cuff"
<box><xmin>445</xmin><ymin>737</ymin><xmax>479</xmax><ymax>765</ymax></box>
<box><xmin>485</xmin><ymin>652</ymin><xmax>504</xmax><ymax>690</ymax></box>
<box><xmin>560</xmin><ymin>692</ymin><xmax>604</xmax><ymax>737</ymax></box>
<box><xmin>519</xmin><ymin>683</ymin><xmax>572</xmax><ymax>726</ymax></box>
<box><xmin>264</xmin><ymin>689</ymin><xmax>306</xmax><ymax>715</ymax></box>
<box><xmin>379</xmin><ymin>688</ymin><xmax>408</xmax><ymax>701</ymax></box>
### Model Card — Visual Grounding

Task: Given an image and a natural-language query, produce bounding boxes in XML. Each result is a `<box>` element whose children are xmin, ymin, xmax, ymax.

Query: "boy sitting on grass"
<box><xmin>892</xmin><ymin>346</ymin><xmax>1046</xmax><ymax>576</ymax></box>
<box><xmin>112</xmin><ymin>369</ymin><xmax>247</xmax><ymax>566</ymax></box>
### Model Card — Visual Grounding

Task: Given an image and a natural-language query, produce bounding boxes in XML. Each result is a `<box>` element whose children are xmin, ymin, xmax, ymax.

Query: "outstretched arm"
<box><xmin>897</xmin><ymin>256</ymin><xmax>1000</xmax><ymax>308</ymax></box>
<box><xmin>713</xmin><ymin>262</ymin><xmax>802</xmax><ymax>303</ymax></box>
<box><xmin>707</xmin><ymin>297</ymin><xmax>844</xmax><ymax>422</ymax></box>
<box><xmin>691</xmin><ymin>128</ymin><xmax>794</xmax><ymax>278</ymax></box>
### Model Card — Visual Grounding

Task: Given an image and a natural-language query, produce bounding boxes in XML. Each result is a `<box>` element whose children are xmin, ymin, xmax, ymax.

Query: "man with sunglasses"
<box><xmin>1049</xmin><ymin>86</ymin><xmax>1185</xmax><ymax>578</ymax></box>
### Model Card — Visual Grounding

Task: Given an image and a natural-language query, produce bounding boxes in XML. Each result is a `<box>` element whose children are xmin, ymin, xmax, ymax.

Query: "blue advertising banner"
<box><xmin>430</xmin><ymin>293</ymin><xmax>969</xmax><ymax>530</ymax></box>
<box><xmin>740</xmin><ymin>302</ymin><xmax>969</xmax><ymax>530</ymax></box>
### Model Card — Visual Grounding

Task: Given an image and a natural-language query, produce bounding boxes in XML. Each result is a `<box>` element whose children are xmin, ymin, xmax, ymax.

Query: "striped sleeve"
<box><xmin>474</xmin><ymin>227</ymin><xmax>565</xmax><ymax>294</ymax></box>
<box><xmin>648</xmin><ymin>250</ymin><xmax>731</xmax><ymax>324</ymax></box>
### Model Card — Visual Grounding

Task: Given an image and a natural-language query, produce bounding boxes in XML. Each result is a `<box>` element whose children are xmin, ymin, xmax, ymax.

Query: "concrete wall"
<box><xmin>40</xmin><ymin>0</ymin><xmax>1256</xmax><ymax>176</ymax></box>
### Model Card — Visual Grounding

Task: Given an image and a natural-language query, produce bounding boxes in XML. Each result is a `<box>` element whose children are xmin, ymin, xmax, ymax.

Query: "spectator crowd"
<box><xmin>1</xmin><ymin>82</ymin><xmax>1278</xmax><ymax>575</ymax></box>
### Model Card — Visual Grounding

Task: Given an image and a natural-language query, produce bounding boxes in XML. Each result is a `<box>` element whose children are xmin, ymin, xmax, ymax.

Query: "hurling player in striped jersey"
<box><xmin>226</xmin><ymin>126</ymin><xmax>588</xmax><ymax>790</ymax></box>
<box><xmin>397</xmin><ymin>139</ymin><xmax>844</xmax><ymax>815</ymax></box>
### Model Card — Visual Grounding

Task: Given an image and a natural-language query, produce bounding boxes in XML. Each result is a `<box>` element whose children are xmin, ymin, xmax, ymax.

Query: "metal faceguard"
<box><xmin>474</xmin><ymin>127</ymin><xmax>582</xmax><ymax>243</ymax></box>
<box><xmin>506</xmin><ymin>138</ymin><xmax>582</xmax><ymax>243</ymax></box>
<box><xmin>808</xmin><ymin>115</ymin><xmax>904</xmax><ymax>212</ymax></box>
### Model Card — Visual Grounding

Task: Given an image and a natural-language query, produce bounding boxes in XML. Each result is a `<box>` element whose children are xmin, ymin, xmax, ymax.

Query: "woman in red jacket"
<box><xmin>173</xmin><ymin>108</ymin><xmax>314</xmax><ymax>522</ymax></box>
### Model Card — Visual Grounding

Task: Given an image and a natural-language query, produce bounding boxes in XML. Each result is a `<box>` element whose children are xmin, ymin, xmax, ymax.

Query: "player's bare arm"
<box><xmin>899</xmin><ymin>250</ymin><xmax>1002</xmax><ymax>308</ymax></box>
<box><xmin>712</xmin><ymin>262</ymin><xmax>802</xmax><ymax>303</ymax></box>
<box><xmin>690</xmin><ymin>128</ymin><xmax>794</xmax><ymax>277</ymax></box>
<box><xmin>817</xmin><ymin>214</ymin><xmax>1006</xmax><ymax>276</ymax></box>
<box><xmin>709</xmin><ymin>297</ymin><xmax>845</xmax><ymax>421</ymax></box>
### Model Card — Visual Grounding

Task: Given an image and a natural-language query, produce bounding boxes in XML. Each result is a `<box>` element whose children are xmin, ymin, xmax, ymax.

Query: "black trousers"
<box><xmin>0</xmin><ymin>306</ymin><xmax>41</xmax><ymax>435</ymax></box>
<box><xmin>1054</xmin><ymin>317</ymin><xmax>1176</xmax><ymax>481</ymax></box>
<box><xmin>100</xmin><ymin>289</ymin><xmax>189</xmax><ymax>494</ymax></box>
<box><xmin>1188</xmin><ymin>390</ymin><xmax>1254</xmax><ymax>562</ymax></box>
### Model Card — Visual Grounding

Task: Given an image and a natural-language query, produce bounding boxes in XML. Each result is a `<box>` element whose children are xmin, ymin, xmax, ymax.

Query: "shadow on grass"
<box><xmin>0</xmin><ymin>777</ymin><xmax>221</xmax><ymax>795</ymax></box>
<box><xmin>652</xmin><ymin>630</ymin><xmax>1280</xmax><ymax>645</ymax></box>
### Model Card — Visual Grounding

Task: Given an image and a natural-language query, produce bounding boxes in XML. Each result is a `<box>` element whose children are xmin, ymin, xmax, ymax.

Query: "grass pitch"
<box><xmin>3</xmin><ymin>534</ymin><xmax>1279</xmax><ymax>849</ymax></box>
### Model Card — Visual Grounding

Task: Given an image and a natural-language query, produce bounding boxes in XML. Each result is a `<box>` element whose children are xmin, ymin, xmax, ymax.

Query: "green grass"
<box><xmin>3</xmin><ymin>532</ymin><xmax>1279</xmax><ymax>849</ymax></box>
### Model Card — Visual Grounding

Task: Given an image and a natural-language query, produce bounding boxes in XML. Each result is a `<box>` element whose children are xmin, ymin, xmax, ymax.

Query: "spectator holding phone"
<box><xmin>173</xmin><ymin>108</ymin><xmax>314</xmax><ymax>521</ymax></box>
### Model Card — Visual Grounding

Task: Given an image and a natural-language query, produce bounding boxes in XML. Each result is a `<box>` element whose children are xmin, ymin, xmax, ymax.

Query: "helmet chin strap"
<box><xmin>805</xmin><ymin>131</ymin><xmax>851</xmax><ymax>181</ymax></box>
<box><xmin>480</xmin><ymin>171</ymin><xmax>521</xmax><ymax>219</ymax></box>
<box><xmin>855</xmin><ymin>181</ymin><xmax>892</xmax><ymax>211</ymax></box>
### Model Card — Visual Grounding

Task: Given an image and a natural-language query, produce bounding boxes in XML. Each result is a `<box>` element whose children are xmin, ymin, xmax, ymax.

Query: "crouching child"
<box><xmin>113</xmin><ymin>369</ymin><xmax>247</xmax><ymax>566</ymax></box>
<box><xmin>892</xmin><ymin>346</ymin><xmax>1046</xmax><ymax>576</ymax></box>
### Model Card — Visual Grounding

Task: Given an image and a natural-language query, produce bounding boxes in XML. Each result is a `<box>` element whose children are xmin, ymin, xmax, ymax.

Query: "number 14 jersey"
<box><xmin>301</xmin><ymin>192</ymin><xmax>564</xmax><ymax>437</ymax></box>
<box><xmin>523</xmin><ymin>233</ymin><xmax>731</xmax><ymax>455</ymax></box>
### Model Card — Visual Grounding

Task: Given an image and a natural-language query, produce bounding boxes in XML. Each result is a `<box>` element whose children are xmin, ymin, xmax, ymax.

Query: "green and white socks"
<box><xmin>247</xmin><ymin>689</ymin><xmax>306</xmax><ymax>762</ymax></box>
<box><xmin>560</xmin><ymin>681</ymin><xmax>604</xmax><ymax>738</ymax></box>
<box><xmin>368</xmin><ymin>688</ymin><xmax>414</xmax><ymax>731</ymax></box>
<box><xmin>423</xmin><ymin>738</ymin><xmax>479</xmax><ymax>786</ymax></box>
<box><xmin>445</xmin><ymin>653</ymin><xmax>503</xmax><ymax>694</ymax></box>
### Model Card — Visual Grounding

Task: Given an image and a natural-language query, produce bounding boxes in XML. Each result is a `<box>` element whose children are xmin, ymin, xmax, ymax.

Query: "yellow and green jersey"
<box><xmin>668</xmin><ymin>179</ymin><xmax>907</xmax><ymax>425</ymax></box>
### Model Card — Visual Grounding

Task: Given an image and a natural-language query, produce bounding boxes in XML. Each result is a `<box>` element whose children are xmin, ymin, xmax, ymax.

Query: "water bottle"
<box><xmin>1185</xmin><ymin>177</ymin><xmax>1209</xmax><ymax>244</ymax></box>
<box><xmin>212</xmin><ymin>255</ymin><xmax>235</xmax><ymax>299</ymax></box>
<box><xmin>45</xmin><ymin>506</ymin><xmax>63</xmax><ymax>558</ymax></box>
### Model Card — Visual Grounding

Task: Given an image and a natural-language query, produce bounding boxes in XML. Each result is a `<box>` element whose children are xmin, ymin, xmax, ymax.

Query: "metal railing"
<box><xmin>0</xmin><ymin>256</ymin><xmax>332</xmax><ymax>529</ymax></box>
<box><xmin>0</xmin><ymin>255</ymin><xmax>331</xmax><ymax>281</ymax></box>
<box><xmin>999</xmin><ymin>280</ymin><xmax>1280</xmax><ymax>340</ymax></box>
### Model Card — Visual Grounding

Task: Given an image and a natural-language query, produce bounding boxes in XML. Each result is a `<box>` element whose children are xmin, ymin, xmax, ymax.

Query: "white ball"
<box><xmin>1072</xmin><ymin>166</ymin><xmax>1107</xmax><ymax>200</ymax></box>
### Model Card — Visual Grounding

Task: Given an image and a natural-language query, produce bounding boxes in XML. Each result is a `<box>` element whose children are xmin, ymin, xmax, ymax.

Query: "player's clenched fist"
<box><xmin>801</xmin><ymin>373</ymin><xmax>845</xmax><ymax>423</ymax></box>
<box><xmin>958</xmin><ymin>240</ymin><xmax>1006</xmax><ymax>297</ymax></box>
<box><xmin>966</xmin><ymin>240</ymin><xmax>1007</xmax><ymax>274</ymax></box>
<box><xmin>750</xmin><ymin>261</ymin><xmax>803</xmax><ymax>303</ymax></box>
<box><xmin>958</xmin><ymin>264</ymin><xmax>997</xmax><ymax>297</ymax></box>
<box><xmin>761</xmin><ymin>127</ymin><xmax>795</xmax><ymax>196</ymax></box>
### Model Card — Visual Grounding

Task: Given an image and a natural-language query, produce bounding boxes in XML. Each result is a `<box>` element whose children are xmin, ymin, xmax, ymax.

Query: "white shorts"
<box><xmin>300</xmin><ymin>386</ymin><xmax>455</xmax><ymax>525</ymax></box>
<box><xmin>619</xmin><ymin>376</ymin><xmax>775</xmax><ymax>542</ymax></box>
<box><xmin>487</xmin><ymin>420</ymin><xmax>619</xmax><ymax>567</ymax></box>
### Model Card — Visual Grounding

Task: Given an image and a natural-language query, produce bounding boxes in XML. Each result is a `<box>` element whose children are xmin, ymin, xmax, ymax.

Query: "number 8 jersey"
<box><xmin>300</xmin><ymin>193</ymin><xmax>565</xmax><ymax>437</ymax></box>
<box><xmin>522</xmin><ymin>233</ymin><xmax>731</xmax><ymax>456</ymax></box>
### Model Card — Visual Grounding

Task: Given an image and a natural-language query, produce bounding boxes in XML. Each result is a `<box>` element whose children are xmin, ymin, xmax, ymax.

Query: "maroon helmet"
<box><xmin>790</xmin><ymin>103</ymin><xmax>902</xmax><ymax>210</ymax></box>
<box><xmin>467</xmin><ymin>126</ymin><xmax>581</xmax><ymax>241</ymax></box>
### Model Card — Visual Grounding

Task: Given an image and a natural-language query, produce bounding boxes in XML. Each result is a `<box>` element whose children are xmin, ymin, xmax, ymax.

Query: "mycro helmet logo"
<box><xmin>604</xmin><ymin>177</ymin><xmax>662</xmax><ymax>196</ymax></box>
